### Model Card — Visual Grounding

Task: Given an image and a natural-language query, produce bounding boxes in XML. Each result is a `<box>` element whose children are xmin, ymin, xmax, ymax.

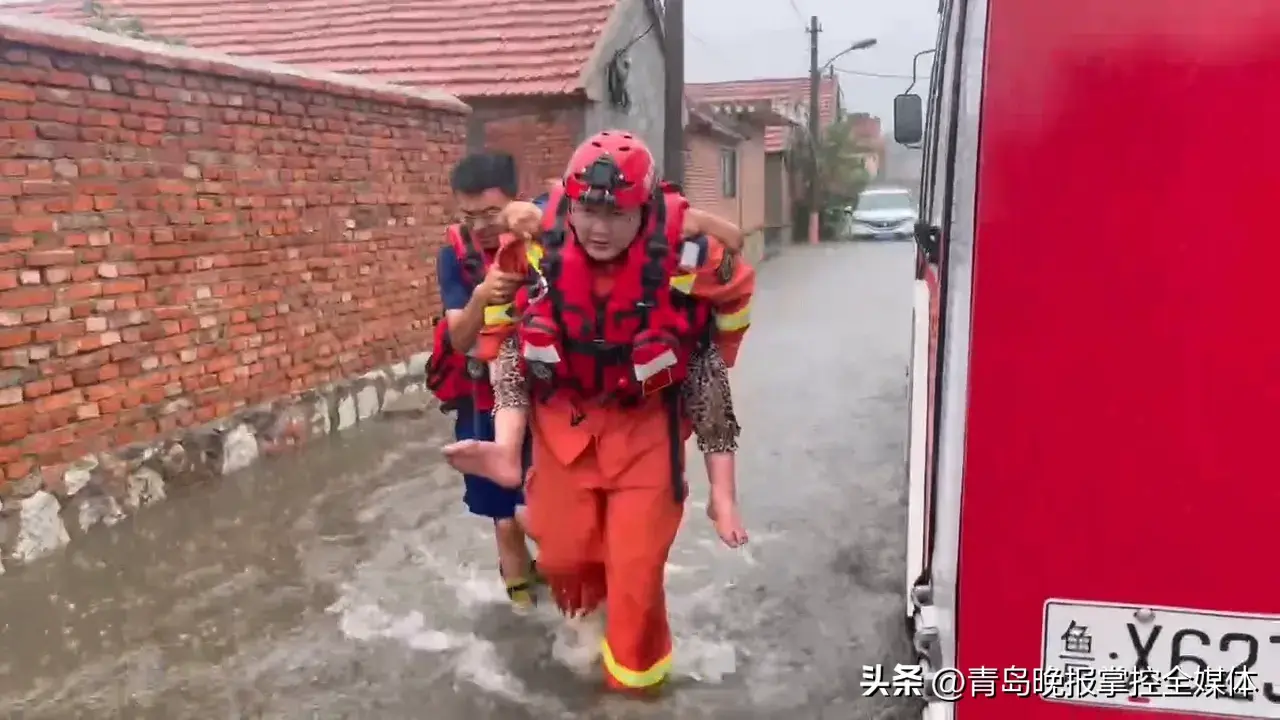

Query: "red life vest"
<box><xmin>425</xmin><ymin>224</ymin><xmax>496</xmax><ymax>413</ymax></box>
<box><xmin>515</xmin><ymin>183</ymin><xmax>713</xmax><ymax>404</ymax></box>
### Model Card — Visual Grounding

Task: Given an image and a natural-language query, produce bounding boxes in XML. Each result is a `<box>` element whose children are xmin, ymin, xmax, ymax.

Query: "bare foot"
<box><xmin>707</xmin><ymin>490</ymin><xmax>749</xmax><ymax>548</ymax></box>
<box><xmin>441</xmin><ymin>440</ymin><xmax>523</xmax><ymax>487</ymax></box>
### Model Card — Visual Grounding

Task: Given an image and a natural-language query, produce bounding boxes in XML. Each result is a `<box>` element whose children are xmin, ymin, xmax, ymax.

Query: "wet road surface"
<box><xmin>0</xmin><ymin>241</ymin><xmax>921</xmax><ymax>720</ymax></box>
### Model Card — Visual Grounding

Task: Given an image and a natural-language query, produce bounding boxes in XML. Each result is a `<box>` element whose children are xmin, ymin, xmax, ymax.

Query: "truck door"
<box><xmin>903</xmin><ymin>0</ymin><xmax>958</xmax><ymax>627</ymax></box>
<box><xmin>904</xmin><ymin>0</ymin><xmax>1280</xmax><ymax>719</ymax></box>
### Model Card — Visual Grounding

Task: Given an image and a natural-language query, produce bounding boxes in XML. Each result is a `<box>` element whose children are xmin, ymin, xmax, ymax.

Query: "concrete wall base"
<box><xmin>0</xmin><ymin>352</ymin><xmax>439</xmax><ymax>576</ymax></box>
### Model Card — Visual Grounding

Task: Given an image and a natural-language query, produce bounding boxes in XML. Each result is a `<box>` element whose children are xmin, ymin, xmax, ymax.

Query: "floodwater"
<box><xmin>0</xmin><ymin>242</ymin><xmax>922</xmax><ymax>720</ymax></box>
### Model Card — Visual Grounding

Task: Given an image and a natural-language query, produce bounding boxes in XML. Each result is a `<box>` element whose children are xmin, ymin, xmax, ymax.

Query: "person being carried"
<box><xmin>443</xmin><ymin>130</ymin><xmax>754</xmax><ymax>695</ymax></box>
<box><xmin>469</xmin><ymin>180</ymin><xmax>748</xmax><ymax>376</ymax></box>
<box><xmin>445</xmin><ymin>197</ymin><xmax>752</xmax><ymax>550</ymax></box>
<box><xmin>425</xmin><ymin>152</ymin><xmax>541</xmax><ymax>609</ymax></box>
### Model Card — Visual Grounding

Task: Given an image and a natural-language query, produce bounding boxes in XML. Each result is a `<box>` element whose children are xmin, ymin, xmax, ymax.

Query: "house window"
<box><xmin>720</xmin><ymin>148</ymin><xmax>738</xmax><ymax>198</ymax></box>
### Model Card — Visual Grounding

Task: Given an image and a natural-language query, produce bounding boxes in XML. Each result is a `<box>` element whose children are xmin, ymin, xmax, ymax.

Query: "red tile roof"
<box><xmin>687</xmin><ymin>76</ymin><xmax>841</xmax><ymax>152</ymax></box>
<box><xmin>21</xmin><ymin>0</ymin><xmax>619</xmax><ymax>98</ymax></box>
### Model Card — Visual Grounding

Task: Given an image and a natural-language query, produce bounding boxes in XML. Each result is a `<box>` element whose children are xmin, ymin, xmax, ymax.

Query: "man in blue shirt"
<box><xmin>437</xmin><ymin>153</ymin><xmax>538</xmax><ymax>608</ymax></box>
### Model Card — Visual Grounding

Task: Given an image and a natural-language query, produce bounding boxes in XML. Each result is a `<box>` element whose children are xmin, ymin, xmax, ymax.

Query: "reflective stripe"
<box><xmin>669</xmin><ymin>273</ymin><xmax>695</xmax><ymax>294</ymax></box>
<box><xmin>714</xmin><ymin>303</ymin><xmax>751</xmax><ymax>332</ymax></box>
<box><xmin>633</xmin><ymin>348</ymin><xmax>677</xmax><ymax>383</ymax></box>
<box><xmin>600</xmin><ymin>639</ymin><xmax>672</xmax><ymax>689</ymax></box>
<box><xmin>522</xmin><ymin>341</ymin><xmax>562</xmax><ymax>364</ymax></box>
<box><xmin>484</xmin><ymin>303</ymin><xmax>516</xmax><ymax>325</ymax></box>
<box><xmin>678</xmin><ymin>240</ymin><xmax>702</xmax><ymax>269</ymax></box>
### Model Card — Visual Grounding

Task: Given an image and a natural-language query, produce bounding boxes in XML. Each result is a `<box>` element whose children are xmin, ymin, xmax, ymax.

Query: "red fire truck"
<box><xmin>894</xmin><ymin>0</ymin><xmax>1280</xmax><ymax>719</ymax></box>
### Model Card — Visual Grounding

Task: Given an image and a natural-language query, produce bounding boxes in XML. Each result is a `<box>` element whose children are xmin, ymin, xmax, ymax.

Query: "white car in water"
<box><xmin>846</xmin><ymin>187</ymin><xmax>917</xmax><ymax>240</ymax></box>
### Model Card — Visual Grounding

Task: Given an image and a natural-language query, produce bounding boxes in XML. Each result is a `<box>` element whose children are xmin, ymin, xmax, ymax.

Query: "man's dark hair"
<box><xmin>450</xmin><ymin>152</ymin><xmax>518</xmax><ymax>198</ymax></box>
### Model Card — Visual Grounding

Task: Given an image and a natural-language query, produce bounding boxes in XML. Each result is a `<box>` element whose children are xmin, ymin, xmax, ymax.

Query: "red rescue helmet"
<box><xmin>562</xmin><ymin>130</ymin><xmax>656</xmax><ymax>211</ymax></box>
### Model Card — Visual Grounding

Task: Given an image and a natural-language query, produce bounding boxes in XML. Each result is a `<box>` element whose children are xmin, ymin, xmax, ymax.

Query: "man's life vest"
<box><xmin>514</xmin><ymin>182</ymin><xmax>714</xmax><ymax>407</ymax></box>
<box><xmin>425</xmin><ymin>223</ymin><xmax>496</xmax><ymax>413</ymax></box>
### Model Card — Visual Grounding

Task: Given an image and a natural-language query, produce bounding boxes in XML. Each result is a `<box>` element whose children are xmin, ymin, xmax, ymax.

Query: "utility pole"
<box><xmin>663</xmin><ymin>0</ymin><xmax>685</xmax><ymax>185</ymax></box>
<box><xmin>807</xmin><ymin>15</ymin><xmax>821</xmax><ymax>245</ymax></box>
<box><xmin>829</xmin><ymin>66</ymin><xmax>840</xmax><ymax>119</ymax></box>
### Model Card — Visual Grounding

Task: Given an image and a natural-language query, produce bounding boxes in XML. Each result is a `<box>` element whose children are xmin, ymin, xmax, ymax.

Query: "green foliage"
<box><xmin>786</xmin><ymin>117</ymin><xmax>877</xmax><ymax>237</ymax></box>
<box><xmin>787</xmin><ymin>119</ymin><xmax>874</xmax><ymax>207</ymax></box>
<box><xmin>82</xmin><ymin>0</ymin><xmax>186</xmax><ymax>45</ymax></box>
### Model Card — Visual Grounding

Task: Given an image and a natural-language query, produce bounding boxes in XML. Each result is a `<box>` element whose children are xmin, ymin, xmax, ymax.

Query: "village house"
<box><xmin>24</xmin><ymin>0</ymin><xmax>669</xmax><ymax>199</ymax></box>
<box><xmin>681</xmin><ymin>106</ymin><xmax>772</xmax><ymax>264</ymax></box>
<box><xmin>686</xmin><ymin>75</ymin><xmax>842</xmax><ymax>253</ymax></box>
<box><xmin>847</xmin><ymin>112</ymin><xmax>885</xmax><ymax>181</ymax></box>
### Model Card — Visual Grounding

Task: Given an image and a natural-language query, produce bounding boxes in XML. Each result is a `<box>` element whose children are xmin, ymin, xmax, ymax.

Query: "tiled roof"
<box><xmin>21</xmin><ymin>0</ymin><xmax>618</xmax><ymax>98</ymax></box>
<box><xmin>687</xmin><ymin>76</ymin><xmax>840</xmax><ymax>152</ymax></box>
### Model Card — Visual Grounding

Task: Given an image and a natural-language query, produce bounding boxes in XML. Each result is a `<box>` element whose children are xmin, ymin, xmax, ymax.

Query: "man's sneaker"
<box><xmin>506</xmin><ymin>577</ymin><xmax>536</xmax><ymax>611</ymax></box>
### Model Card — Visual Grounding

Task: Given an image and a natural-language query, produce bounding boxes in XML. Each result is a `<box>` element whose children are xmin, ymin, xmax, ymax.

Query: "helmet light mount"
<box><xmin>578</xmin><ymin>156</ymin><xmax>628</xmax><ymax>208</ymax></box>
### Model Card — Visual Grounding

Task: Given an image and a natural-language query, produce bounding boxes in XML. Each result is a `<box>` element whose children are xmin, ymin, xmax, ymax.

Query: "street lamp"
<box><xmin>822</xmin><ymin>38</ymin><xmax>878</xmax><ymax>72</ymax></box>
<box><xmin>808</xmin><ymin>34</ymin><xmax>877</xmax><ymax>244</ymax></box>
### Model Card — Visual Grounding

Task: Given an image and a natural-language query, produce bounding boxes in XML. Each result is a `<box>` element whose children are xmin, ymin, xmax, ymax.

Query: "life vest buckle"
<box><xmin>530</xmin><ymin>361</ymin><xmax>555</xmax><ymax>382</ymax></box>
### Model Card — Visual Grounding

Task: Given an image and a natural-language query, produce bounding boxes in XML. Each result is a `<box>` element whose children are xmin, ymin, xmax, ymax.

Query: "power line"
<box><xmin>834</xmin><ymin>67</ymin><xmax>930</xmax><ymax>80</ymax></box>
<box><xmin>686</xmin><ymin>30</ymin><xmax>714</xmax><ymax>49</ymax></box>
<box><xmin>788</xmin><ymin>0</ymin><xmax>806</xmax><ymax>25</ymax></box>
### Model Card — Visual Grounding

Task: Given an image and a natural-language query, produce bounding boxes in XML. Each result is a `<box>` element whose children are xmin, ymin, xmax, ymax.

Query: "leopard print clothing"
<box><xmin>490</xmin><ymin>336</ymin><xmax>740</xmax><ymax>453</ymax></box>
<box><xmin>493</xmin><ymin>336</ymin><xmax>531</xmax><ymax>411</ymax></box>
<box><xmin>682</xmin><ymin>344</ymin><xmax>741</xmax><ymax>454</ymax></box>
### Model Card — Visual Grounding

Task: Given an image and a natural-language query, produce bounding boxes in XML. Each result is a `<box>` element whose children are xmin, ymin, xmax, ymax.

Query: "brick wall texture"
<box><xmin>683</xmin><ymin>130</ymin><xmax>767</xmax><ymax>261</ymax></box>
<box><xmin>482</xmin><ymin>110</ymin><xmax>581</xmax><ymax>200</ymax></box>
<box><xmin>0</xmin><ymin>21</ymin><xmax>467</xmax><ymax>485</ymax></box>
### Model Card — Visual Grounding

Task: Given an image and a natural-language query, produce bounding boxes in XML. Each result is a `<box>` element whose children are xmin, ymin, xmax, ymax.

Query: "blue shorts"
<box><xmin>453</xmin><ymin>403</ymin><xmax>532</xmax><ymax>521</ymax></box>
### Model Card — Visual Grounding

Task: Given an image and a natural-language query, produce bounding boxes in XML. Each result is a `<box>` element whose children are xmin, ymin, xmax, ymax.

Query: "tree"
<box><xmin>83</xmin><ymin>0</ymin><xmax>186</xmax><ymax>45</ymax></box>
<box><xmin>787</xmin><ymin>117</ymin><xmax>874</xmax><ymax>238</ymax></box>
<box><xmin>815</xmin><ymin>117</ymin><xmax>874</xmax><ymax>209</ymax></box>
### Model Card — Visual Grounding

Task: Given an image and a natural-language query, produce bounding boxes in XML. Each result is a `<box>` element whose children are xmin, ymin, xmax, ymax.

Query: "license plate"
<box><xmin>1042</xmin><ymin>599</ymin><xmax>1280</xmax><ymax>717</ymax></box>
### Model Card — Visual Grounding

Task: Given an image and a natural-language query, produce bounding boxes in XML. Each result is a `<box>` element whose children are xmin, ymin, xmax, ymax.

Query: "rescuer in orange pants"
<box><xmin>444</xmin><ymin>130</ymin><xmax>754</xmax><ymax>694</ymax></box>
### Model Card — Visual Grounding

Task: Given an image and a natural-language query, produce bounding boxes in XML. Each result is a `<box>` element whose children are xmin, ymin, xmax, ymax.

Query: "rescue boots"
<box><xmin>504</xmin><ymin>560</ymin><xmax>546</xmax><ymax>611</ymax></box>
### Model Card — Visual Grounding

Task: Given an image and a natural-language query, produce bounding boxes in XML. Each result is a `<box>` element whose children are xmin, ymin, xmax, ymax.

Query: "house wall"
<box><xmin>765</xmin><ymin>151</ymin><xmax>793</xmax><ymax>252</ymax></box>
<box><xmin>683</xmin><ymin>130</ymin><xmax>767</xmax><ymax>265</ymax></box>
<box><xmin>738</xmin><ymin>132</ymin><xmax>766</xmax><ymax>264</ymax></box>
<box><xmin>0</xmin><ymin>19</ymin><xmax>467</xmax><ymax>488</ymax></box>
<box><xmin>580</xmin><ymin>0</ymin><xmax>665</xmax><ymax>173</ymax></box>
<box><xmin>462</xmin><ymin>0</ymin><xmax>663</xmax><ymax>198</ymax></box>
<box><xmin>683</xmin><ymin>132</ymin><xmax>734</xmax><ymax>224</ymax></box>
<box><xmin>473</xmin><ymin>105</ymin><xmax>583</xmax><ymax>199</ymax></box>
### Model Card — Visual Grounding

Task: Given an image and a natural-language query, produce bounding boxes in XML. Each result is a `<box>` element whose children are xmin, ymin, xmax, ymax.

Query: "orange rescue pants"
<box><xmin>524</xmin><ymin>397</ymin><xmax>686</xmax><ymax>691</ymax></box>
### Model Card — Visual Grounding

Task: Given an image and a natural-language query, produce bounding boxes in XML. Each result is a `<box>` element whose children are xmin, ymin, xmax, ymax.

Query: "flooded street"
<box><xmin>0</xmin><ymin>242</ymin><xmax>920</xmax><ymax>720</ymax></box>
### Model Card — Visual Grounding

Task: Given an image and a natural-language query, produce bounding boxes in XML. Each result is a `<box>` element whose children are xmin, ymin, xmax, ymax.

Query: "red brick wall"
<box><xmin>482</xmin><ymin>109</ymin><xmax>581</xmax><ymax>200</ymax></box>
<box><xmin>683</xmin><ymin>132</ymin><xmax>735</xmax><ymax>223</ymax></box>
<box><xmin>0</xmin><ymin>21</ymin><xmax>467</xmax><ymax>484</ymax></box>
<box><xmin>684</xmin><ymin>130</ymin><xmax>766</xmax><ymax>235</ymax></box>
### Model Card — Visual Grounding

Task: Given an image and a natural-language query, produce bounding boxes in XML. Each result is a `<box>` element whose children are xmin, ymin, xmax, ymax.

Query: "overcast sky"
<box><xmin>685</xmin><ymin>0</ymin><xmax>939</xmax><ymax>124</ymax></box>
